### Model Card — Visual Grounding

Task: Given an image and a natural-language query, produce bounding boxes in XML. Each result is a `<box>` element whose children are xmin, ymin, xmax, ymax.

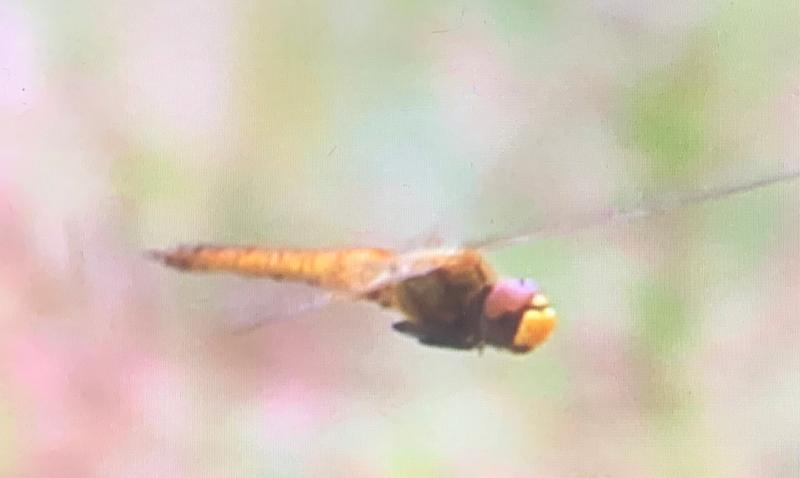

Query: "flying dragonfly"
<box><xmin>149</xmin><ymin>170</ymin><xmax>798</xmax><ymax>354</ymax></box>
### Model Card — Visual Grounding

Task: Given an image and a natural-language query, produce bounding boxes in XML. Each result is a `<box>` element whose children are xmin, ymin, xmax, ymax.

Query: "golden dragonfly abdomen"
<box><xmin>149</xmin><ymin>245</ymin><xmax>395</xmax><ymax>291</ymax></box>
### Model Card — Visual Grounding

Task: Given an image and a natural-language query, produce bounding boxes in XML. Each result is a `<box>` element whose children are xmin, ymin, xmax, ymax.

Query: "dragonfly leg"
<box><xmin>392</xmin><ymin>320</ymin><xmax>477</xmax><ymax>351</ymax></box>
<box><xmin>391</xmin><ymin>320</ymin><xmax>420</xmax><ymax>337</ymax></box>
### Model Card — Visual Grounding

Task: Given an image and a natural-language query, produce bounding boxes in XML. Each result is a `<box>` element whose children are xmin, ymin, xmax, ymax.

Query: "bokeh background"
<box><xmin>1</xmin><ymin>1</ymin><xmax>798</xmax><ymax>477</ymax></box>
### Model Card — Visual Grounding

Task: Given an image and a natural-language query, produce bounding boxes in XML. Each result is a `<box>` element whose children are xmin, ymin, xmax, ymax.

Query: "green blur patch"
<box><xmin>625</xmin><ymin>45</ymin><xmax>717</xmax><ymax>182</ymax></box>
<box><xmin>632</xmin><ymin>279</ymin><xmax>691</xmax><ymax>358</ymax></box>
<box><xmin>111</xmin><ymin>148</ymin><xmax>193</xmax><ymax>201</ymax></box>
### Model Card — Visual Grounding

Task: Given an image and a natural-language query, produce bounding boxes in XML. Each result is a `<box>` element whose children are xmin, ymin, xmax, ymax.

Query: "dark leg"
<box><xmin>392</xmin><ymin>320</ymin><xmax>477</xmax><ymax>351</ymax></box>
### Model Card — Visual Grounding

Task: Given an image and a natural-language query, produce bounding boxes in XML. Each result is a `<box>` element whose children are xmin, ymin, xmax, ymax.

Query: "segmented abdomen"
<box><xmin>149</xmin><ymin>245</ymin><xmax>395</xmax><ymax>292</ymax></box>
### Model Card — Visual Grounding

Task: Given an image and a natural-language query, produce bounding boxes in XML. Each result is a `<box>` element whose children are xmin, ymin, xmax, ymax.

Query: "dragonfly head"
<box><xmin>483</xmin><ymin>278</ymin><xmax>557</xmax><ymax>353</ymax></box>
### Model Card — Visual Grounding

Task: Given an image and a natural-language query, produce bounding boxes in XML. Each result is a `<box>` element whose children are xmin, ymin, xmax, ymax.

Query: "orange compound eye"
<box><xmin>512</xmin><ymin>305</ymin><xmax>557</xmax><ymax>352</ymax></box>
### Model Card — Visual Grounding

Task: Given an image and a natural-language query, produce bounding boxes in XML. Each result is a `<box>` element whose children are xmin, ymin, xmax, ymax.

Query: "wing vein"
<box><xmin>467</xmin><ymin>168</ymin><xmax>800</xmax><ymax>251</ymax></box>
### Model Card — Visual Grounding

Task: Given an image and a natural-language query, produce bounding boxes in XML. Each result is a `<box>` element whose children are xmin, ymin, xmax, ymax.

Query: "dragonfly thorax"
<box><xmin>374</xmin><ymin>252</ymin><xmax>557</xmax><ymax>353</ymax></box>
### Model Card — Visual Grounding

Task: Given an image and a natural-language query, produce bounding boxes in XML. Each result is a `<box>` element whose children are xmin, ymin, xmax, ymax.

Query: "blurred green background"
<box><xmin>1</xmin><ymin>1</ymin><xmax>798</xmax><ymax>477</ymax></box>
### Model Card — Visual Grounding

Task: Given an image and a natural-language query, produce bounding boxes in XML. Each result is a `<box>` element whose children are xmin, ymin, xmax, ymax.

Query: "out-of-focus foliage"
<box><xmin>1</xmin><ymin>0</ymin><xmax>797</xmax><ymax>477</ymax></box>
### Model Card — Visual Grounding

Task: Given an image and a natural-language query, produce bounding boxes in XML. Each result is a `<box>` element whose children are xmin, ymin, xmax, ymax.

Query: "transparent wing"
<box><xmin>463</xmin><ymin>168</ymin><xmax>800</xmax><ymax>251</ymax></box>
<box><xmin>168</xmin><ymin>274</ymin><xmax>339</xmax><ymax>334</ymax></box>
<box><xmin>217</xmin><ymin>281</ymin><xmax>337</xmax><ymax>334</ymax></box>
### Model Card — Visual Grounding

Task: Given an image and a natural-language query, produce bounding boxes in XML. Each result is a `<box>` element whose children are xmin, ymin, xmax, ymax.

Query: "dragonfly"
<box><xmin>149</xmin><ymin>170</ymin><xmax>798</xmax><ymax>354</ymax></box>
